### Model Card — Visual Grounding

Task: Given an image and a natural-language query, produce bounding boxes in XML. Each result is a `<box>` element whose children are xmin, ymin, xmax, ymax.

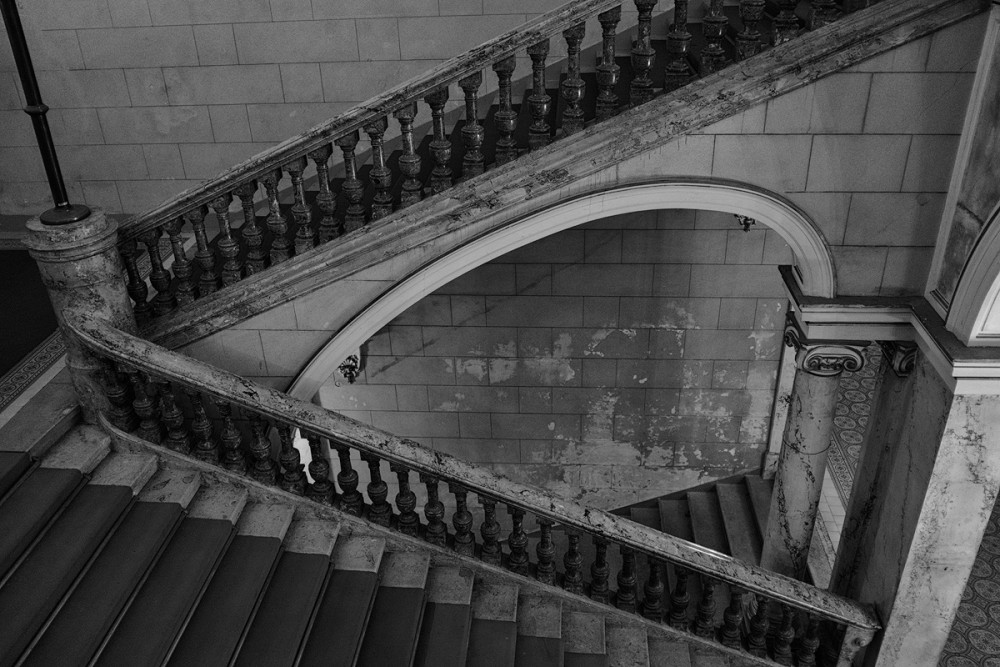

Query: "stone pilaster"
<box><xmin>23</xmin><ymin>209</ymin><xmax>138</xmax><ymax>423</ymax></box>
<box><xmin>760</xmin><ymin>313</ymin><xmax>866</xmax><ymax>579</ymax></box>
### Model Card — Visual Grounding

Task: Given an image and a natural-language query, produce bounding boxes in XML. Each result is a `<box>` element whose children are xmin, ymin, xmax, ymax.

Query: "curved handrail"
<box><xmin>66</xmin><ymin>309</ymin><xmax>880</xmax><ymax>632</ymax></box>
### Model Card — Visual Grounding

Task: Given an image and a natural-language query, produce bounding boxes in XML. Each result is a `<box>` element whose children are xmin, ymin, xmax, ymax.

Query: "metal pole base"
<box><xmin>40</xmin><ymin>203</ymin><xmax>91</xmax><ymax>226</ymax></box>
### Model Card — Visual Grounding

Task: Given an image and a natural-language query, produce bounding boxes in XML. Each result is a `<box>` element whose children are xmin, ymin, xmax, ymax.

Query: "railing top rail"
<box><xmin>67</xmin><ymin>309</ymin><xmax>880</xmax><ymax>632</ymax></box>
<box><xmin>115</xmin><ymin>0</ymin><xmax>627</xmax><ymax>245</ymax></box>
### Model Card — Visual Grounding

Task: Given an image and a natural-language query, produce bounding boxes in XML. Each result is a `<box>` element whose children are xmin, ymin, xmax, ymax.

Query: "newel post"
<box><xmin>760</xmin><ymin>312</ymin><xmax>866</xmax><ymax>579</ymax></box>
<box><xmin>24</xmin><ymin>209</ymin><xmax>139</xmax><ymax>423</ymax></box>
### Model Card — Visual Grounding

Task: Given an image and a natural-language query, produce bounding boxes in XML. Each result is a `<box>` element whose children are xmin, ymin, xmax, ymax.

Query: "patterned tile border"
<box><xmin>0</xmin><ymin>330</ymin><xmax>66</xmax><ymax>414</ymax></box>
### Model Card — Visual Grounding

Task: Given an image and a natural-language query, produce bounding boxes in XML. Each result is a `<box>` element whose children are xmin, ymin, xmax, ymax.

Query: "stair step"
<box><xmin>415</xmin><ymin>566</ymin><xmax>475</xmax><ymax>666</ymax></box>
<box><xmin>657</xmin><ymin>499</ymin><xmax>693</xmax><ymax>542</ymax></box>
<box><xmin>39</xmin><ymin>424</ymin><xmax>110</xmax><ymax>474</ymax></box>
<box><xmin>563</xmin><ymin>611</ymin><xmax>607</xmax><ymax>667</ymax></box>
<box><xmin>0</xmin><ymin>452</ymin><xmax>31</xmax><ymax>499</ymax></box>
<box><xmin>358</xmin><ymin>551</ymin><xmax>431</xmax><ymax>666</ymax></box>
<box><xmin>0</xmin><ymin>383</ymin><xmax>79</xmax><ymax>458</ymax></box>
<box><xmin>515</xmin><ymin>595</ymin><xmax>563</xmax><ymax>667</ymax></box>
<box><xmin>686</xmin><ymin>492</ymin><xmax>730</xmax><ymax>555</ymax></box>
<box><xmin>745</xmin><ymin>475</ymin><xmax>774</xmax><ymax>538</ymax></box>
<box><xmin>716</xmin><ymin>483</ymin><xmax>762</xmax><ymax>565</ymax></box>
<box><xmin>168</xmin><ymin>504</ymin><xmax>295</xmax><ymax>667</ymax></box>
<box><xmin>299</xmin><ymin>535</ymin><xmax>386</xmax><ymax>667</ymax></box>
<box><xmin>95</xmin><ymin>485</ymin><xmax>246</xmax><ymax>666</ymax></box>
<box><xmin>467</xmin><ymin>581</ymin><xmax>519</xmax><ymax>667</ymax></box>
<box><xmin>22</xmin><ymin>470</ymin><xmax>198</xmax><ymax>666</ymax></box>
<box><xmin>629</xmin><ymin>506</ymin><xmax>661</xmax><ymax>529</ymax></box>
<box><xmin>0</xmin><ymin>467</ymin><xmax>83</xmax><ymax>578</ymax></box>
<box><xmin>689</xmin><ymin>649</ymin><xmax>729</xmax><ymax>667</ymax></box>
<box><xmin>234</xmin><ymin>519</ymin><xmax>340</xmax><ymax>666</ymax></box>
<box><xmin>605</xmin><ymin>623</ymin><xmax>648</xmax><ymax>667</ymax></box>
<box><xmin>647</xmin><ymin>637</ymin><xmax>692</xmax><ymax>667</ymax></box>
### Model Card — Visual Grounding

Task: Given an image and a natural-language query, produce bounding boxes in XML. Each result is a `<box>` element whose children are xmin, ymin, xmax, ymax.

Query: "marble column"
<box><xmin>24</xmin><ymin>209</ymin><xmax>139</xmax><ymax>422</ymax></box>
<box><xmin>760</xmin><ymin>313</ymin><xmax>865</xmax><ymax>579</ymax></box>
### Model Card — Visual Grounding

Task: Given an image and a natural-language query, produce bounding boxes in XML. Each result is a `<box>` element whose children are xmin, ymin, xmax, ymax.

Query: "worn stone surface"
<box><xmin>137</xmin><ymin>468</ymin><xmax>201</xmax><ymax>507</ymax></box>
<box><xmin>236</xmin><ymin>503</ymin><xmax>295</xmax><ymax>539</ymax></box>
<box><xmin>0</xmin><ymin>382</ymin><xmax>79</xmax><ymax>455</ymax></box>
<box><xmin>563</xmin><ymin>611</ymin><xmax>606</xmax><ymax>654</ymax></box>
<box><xmin>41</xmin><ymin>424</ymin><xmax>110</xmax><ymax>473</ymax></box>
<box><xmin>425</xmin><ymin>566</ymin><xmax>474</xmax><ymax>605</ymax></box>
<box><xmin>187</xmin><ymin>483</ymin><xmax>249</xmax><ymax>523</ymax></box>
<box><xmin>380</xmin><ymin>551</ymin><xmax>430</xmax><ymax>588</ymax></box>
<box><xmin>90</xmin><ymin>452</ymin><xmax>158</xmax><ymax>493</ymax></box>
<box><xmin>517</xmin><ymin>595</ymin><xmax>562</xmax><ymax>638</ymax></box>
<box><xmin>471</xmin><ymin>581</ymin><xmax>519</xmax><ymax>621</ymax></box>
<box><xmin>606</xmin><ymin>623</ymin><xmax>648</xmax><ymax>667</ymax></box>
<box><xmin>285</xmin><ymin>518</ymin><xmax>340</xmax><ymax>555</ymax></box>
<box><xmin>332</xmin><ymin>535</ymin><xmax>386</xmax><ymax>572</ymax></box>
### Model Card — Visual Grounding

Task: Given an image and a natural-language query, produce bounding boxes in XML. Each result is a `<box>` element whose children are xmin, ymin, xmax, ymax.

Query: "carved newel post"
<box><xmin>24</xmin><ymin>209</ymin><xmax>139</xmax><ymax>422</ymax></box>
<box><xmin>760</xmin><ymin>313</ymin><xmax>866</xmax><ymax>579</ymax></box>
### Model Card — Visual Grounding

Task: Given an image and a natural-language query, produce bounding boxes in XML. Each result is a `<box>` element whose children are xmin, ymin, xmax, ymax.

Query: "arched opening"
<box><xmin>945</xmin><ymin>202</ymin><xmax>1000</xmax><ymax>346</ymax></box>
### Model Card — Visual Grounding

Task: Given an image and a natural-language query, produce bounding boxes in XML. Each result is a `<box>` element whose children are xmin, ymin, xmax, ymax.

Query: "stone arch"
<box><xmin>288</xmin><ymin>179</ymin><xmax>835</xmax><ymax>399</ymax></box>
<box><xmin>945</xmin><ymin>201</ymin><xmax>1000</xmax><ymax>346</ymax></box>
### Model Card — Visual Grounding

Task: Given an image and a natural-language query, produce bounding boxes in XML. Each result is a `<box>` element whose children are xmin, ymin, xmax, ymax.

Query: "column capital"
<box><xmin>880</xmin><ymin>340</ymin><xmax>919</xmax><ymax>377</ymax></box>
<box><xmin>784</xmin><ymin>312</ymin><xmax>867</xmax><ymax>378</ymax></box>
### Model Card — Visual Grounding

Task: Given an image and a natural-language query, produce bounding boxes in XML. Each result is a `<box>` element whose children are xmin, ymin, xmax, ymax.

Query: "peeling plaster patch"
<box><xmin>554</xmin><ymin>333</ymin><xmax>572</xmax><ymax>357</ymax></box>
<box><xmin>547</xmin><ymin>422</ymin><xmax>556</xmax><ymax>431</ymax></box>
<box><xmin>524</xmin><ymin>357</ymin><xmax>576</xmax><ymax>384</ymax></box>
<box><xmin>494</xmin><ymin>341</ymin><xmax>516</xmax><ymax>357</ymax></box>
<box><xmin>583</xmin><ymin>329</ymin><xmax>638</xmax><ymax>357</ymax></box>
<box><xmin>488</xmin><ymin>358</ymin><xmax>516</xmax><ymax>383</ymax></box>
<box><xmin>457</xmin><ymin>358</ymin><xmax>487</xmax><ymax>381</ymax></box>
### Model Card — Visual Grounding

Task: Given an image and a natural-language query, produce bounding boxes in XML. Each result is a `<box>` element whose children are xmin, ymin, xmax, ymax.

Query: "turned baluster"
<box><xmin>102</xmin><ymin>363</ymin><xmax>136</xmax><ymax>432</ymax></box>
<box><xmin>721</xmin><ymin>588</ymin><xmax>744</xmax><ymax>648</ymax></box>
<box><xmin>186</xmin><ymin>205</ymin><xmax>217</xmax><ymax>296</ymax></box>
<box><xmin>310</xmin><ymin>146</ymin><xmax>337</xmax><ymax>244</ymax></box>
<box><xmin>248</xmin><ymin>414</ymin><xmax>278</xmax><ymax>485</ymax></box>
<box><xmin>796</xmin><ymin>614</ymin><xmax>821</xmax><ymax>666</ymax></box>
<box><xmin>285</xmin><ymin>156</ymin><xmax>314</xmax><ymax>256</ymax></box>
<box><xmin>773</xmin><ymin>604</ymin><xmax>795</xmax><ymax>665</ymax></box>
<box><xmin>773</xmin><ymin>0</ymin><xmax>800</xmax><ymax>45</ymax></box>
<box><xmin>668</xmin><ymin>567</ymin><xmax>691</xmax><ymax>629</ymax></box>
<box><xmin>701</xmin><ymin>0</ymin><xmax>728</xmax><ymax>75</ymax></box>
<box><xmin>694</xmin><ymin>578</ymin><xmax>717</xmax><ymax>638</ymax></box>
<box><xmin>163</xmin><ymin>218</ymin><xmax>195</xmax><ymax>306</ymax></box>
<box><xmin>590</xmin><ymin>538</ymin><xmax>611</xmax><ymax>603</ymax></box>
<box><xmin>526</xmin><ymin>39</ymin><xmax>551</xmax><ymax>151</ymax></box>
<box><xmin>450</xmin><ymin>483</ymin><xmax>475</xmax><ymax>556</ymax></box>
<box><xmin>335</xmin><ymin>131</ymin><xmax>366</xmax><ymax>233</ymax></box>
<box><xmin>277</xmin><ymin>423</ymin><xmax>306</xmax><ymax>494</ymax></box>
<box><xmin>492</xmin><ymin>57</ymin><xmax>518</xmax><ymax>165</ymax></box>
<box><xmin>394</xmin><ymin>104</ymin><xmax>422</xmax><ymax>208</ymax></box>
<box><xmin>746</xmin><ymin>595</ymin><xmax>769</xmax><ymax>656</ymax></box>
<box><xmin>140</xmin><ymin>228</ymin><xmax>175</xmax><ymax>316</ymax></box>
<box><xmin>364</xmin><ymin>118</ymin><xmax>393</xmax><ymax>220</ymax></box>
<box><xmin>507</xmin><ymin>507</ymin><xmax>529</xmax><ymax>575</ymax></box>
<box><xmin>305</xmin><ymin>431</ymin><xmax>335</xmax><ymax>504</ymax></box>
<box><xmin>535</xmin><ymin>519</ymin><xmax>556</xmax><ymax>585</ymax></box>
<box><xmin>737</xmin><ymin>0</ymin><xmax>766</xmax><ymax>61</ymax></box>
<box><xmin>563</xmin><ymin>531</ymin><xmax>583</xmax><ymax>594</ymax></box>
<box><xmin>424</xmin><ymin>88</ymin><xmax>452</xmax><ymax>195</ymax></box>
<box><xmin>332</xmin><ymin>442</ymin><xmax>364</xmax><ymax>515</ymax></box>
<box><xmin>216</xmin><ymin>401</ymin><xmax>246</xmax><ymax>474</ymax></box>
<box><xmin>210</xmin><ymin>193</ymin><xmax>242</xmax><ymax>286</ymax></box>
<box><xmin>235</xmin><ymin>180</ymin><xmax>265</xmax><ymax>275</ymax></box>
<box><xmin>642</xmin><ymin>557</ymin><xmax>665</xmax><ymax>621</ymax></box>
<box><xmin>559</xmin><ymin>24</ymin><xmax>586</xmax><ymax>136</ymax></box>
<box><xmin>480</xmin><ymin>496</ymin><xmax>502</xmax><ymax>565</ymax></box>
<box><xmin>184</xmin><ymin>388</ymin><xmax>218</xmax><ymax>463</ymax></box>
<box><xmin>129</xmin><ymin>371</ymin><xmax>161</xmax><ymax>443</ymax></box>
<box><xmin>615</xmin><ymin>547</ymin><xmax>637</xmax><ymax>612</ymax></box>
<box><xmin>664</xmin><ymin>0</ymin><xmax>694</xmax><ymax>92</ymax></box>
<box><xmin>391</xmin><ymin>463</ymin><xmax>421</xmax><ymax>536</ymax></box>
<box><xmin>810</xmin><ymin>0</ymin><xmax>839</xmax><ymax>30</ymax></box>
<box><xmin>157</xmin><ymin>380</ymin><xmax>190</xmax><ymax>454</ymax></box>
<box><xmin>630</xmin><ymin>0</ymin><xmax>658</xmax><ymax>107</ymax></box>
<box><xmin>459</xmin><ymin>72</ymin><xmax>486</xmax><ymax>178</ymax></box>
<box><xmin>119</xmin><ymin>239</ymin><xmax>152</xmax><ymax>324</ymax></box>
<box><xmin>361</xmin><ymin>452</ymin><xmax>392</xmax><ymax>526</ymax></box>
<box><xmin>422</xmin><ymin>473</ymin><xmax>448</xmax><ymax>547</ymax></box>
<box><xmin>595</xmin><ymin>8</ymin><xmax>621</xmax><ymax>121</ymax></box>
<box><xmin>260</xmin><ymin>168</ymin><xmax>291</xmax><ymax>264</ymax></box>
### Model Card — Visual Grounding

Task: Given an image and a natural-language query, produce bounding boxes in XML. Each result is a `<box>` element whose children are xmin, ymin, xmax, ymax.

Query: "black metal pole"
<box><xmin>1</xmin><ymin>0</ymin><xmax>89</xmax><ymax>225</ymax></box>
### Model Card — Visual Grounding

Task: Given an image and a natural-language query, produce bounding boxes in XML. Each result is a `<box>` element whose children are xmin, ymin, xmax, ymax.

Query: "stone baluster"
<box><xmin>479</xmin><ymin>496</ymin><xmax>502</xmax><ymax>566</ymax></box>
<box><xmin>772</xmin><ymin>604</ymin><xmax>795</xmax><ymax>665</ymax></box>
<box><xmin>492</xmin><ymin>57</ymin><xmax>518</xmax><ymax>165</ymax></box>
<box><xmin>394</xmin><ymin>103</ymin><xmax>422</xmax><ymax>207</ymax></box>
<box><xmin>560</xmin><ymin>24</ymin><xmax>586</xmax><ymax>136</ymax></box>
<box><xmin>335</xmin><ymin>131</ymin><xmax>366</xmax><ymax>233</ymax></box>
<box><xmin>615</xmin><ymin>547</ymin><xmax>637</xmax><ymax>612</ymax></box>
<box><xmin>721</xmin><ymin>589</ymin><xmax>744</xmax><ymax>648</ymax></box>
<box><xmin>391</xmin><ymin>463</ymin><xmax>421</xmax><ymax>536</ymax></box>
<box><xmin>694</xmin><ymin>578</ymin><xmax>717</xmax><ymax>637</ymax></box>
<box><xmin>102</xmin><ymin>363</ymin><xmax>136</xmax><ymax>432</ymax></box>
<box><xmin>422</xmin><ymin>473</ymin><xmax>448</xmax><ymax>547</ymax></box>
<box><xmin>773</xmin><ymin>0</ymin><xmax>800</xmax><ymax>45</ymax></box>
<box><xmin>156</xmin><ymin>380</ymin><xmax>190</xmax><ymax>454</ymax></box>
<box><xmin>700</xmin><ymin>0</ymin><xmax>728</xmax><ymax>75</ymax></box>
<box><xmin>563</xmin><ymin>531</ymin><xmax>583</xmax><ymax>594</ymax></box>
<box><xmin>361</xmin><ymin>452</ymin><xmax>392</xmax><ymax>526</ymax></box>
<box><xmin>590</xmin><ymin>537</ymin><xmax>610</xmax><ymax>603</ymax></box>
<box><xmin>595</xmin><ymin>8</ymin><xmax>621</xmax><ymax>121</ymax></box>
<box><xmin>535</xmin><ymin>519</ymin><xmax>556</xmax><ymax>585</ymax></box>
<box><xmin>810</xmin><ymin>0</ymin><xmax>839</xmax><ymax>30</ymax></box>
<box><xmin>459</xmin><ymin>72</ymin><xmax>485</xmax><ymax>179</ymax></box>
<box><xmin>796</xmin><ymin>614</ymin><xmax>821</xmax><ymax>666</ymax></box>
<box><xmin>737</xmin><ymin>0</ymin><xmax>766</xmax><ymax>61</ymax></box>
<box><xmin>163</xmin><ymin>218</ymin><xmax>195</xmax><ymax>306</ymax></box>
<box><xmin>277</xmin><ymin>423</ymin><xmax>306</xmax><ymax>494</ymax></box>
<box><xmin>450</xmin><ymin>483</ymin><xmax>475</xmax><ymax>556</ymax></box>
<box><xmin>305</xmin><ymin>431</ymin><xmax>335</xmax><ymax>505</ymax></box>
<box><xmin>184</xmin><ymin>388</ymin><xmax>218</xmax><ymax>463</ymax></box>
<box><xmin>210</xmin><ymin>193</ymin><xmax>242</xmax><ymax>286</ymax></box>
<box><xmin>248</xmin><ymin>414</ymin><xmax>278</xmax><ymax>485</ymax></box>
<box><xmin>364</xmin><ymin>118</ymin><xmax>393</xmax><ymax>220</ymax></box>
<box><xmin>630</xmin><ymin>0</ymin><xmax>658</xmax><ymax>107</ymax></box>
<box><xmin>284</xmin><ymin>157</ymin><xmax>314</xmax><ymax>255</ymax></box>
<box><xmin>668</xmin><ymin>567</ymin><xmax>690</xmax><ymax>629</ymax></box>
<box><xmin>260</xmin><ymin>168</ymin><xmax>291</xmax><ymax>264</ymax></box>
<box><xmin>234</xmin><ymin>180</ymin><xmax>265</xmax><ymax>275</ymax></box>
<box><xmin>119</xmin><ymin>239</ymin><xmax>152</xmax><ymax>324</ymax></box>
<box><xmin>664</xmin><ymin>0</ymin><xmax>694</xmax><ymax>92</ymax></box>
<box><xmin>309</xmin><ymin>146</ymin><xmax>338</xmax><ymax>244</ymax></box>
<box><xmin>129</xmin><ymin>371</ymin><xmax>161</xmax><ymax>443</ymax></box>
<box><xmin>332</xmin><ymin>442</ymin><xmax>364</xmax><ymax>515</ymax></box>
<box><xmin>140</xmin><ymin>228</ymin><xmax>175</xmax><ymax>316</ymax></box>
<box><xmin>507</xmin><ymin>507</ymin><xmax>529</xmax><ymax>575</ymax></box>
<box><xmin>424</xmin><ymin>88</ymin><xmax>452</xmax><ymax>195</ymax></box>
<box><xmin>642</xmin><ymin>556</ymin><xmax>664</xmax><ymax>621</ymax></box>
<box><xmin>186</xmin><ymin>205</ymin><xmax>217</xmax><ymax>296</ymax></box>
<box><xmin>216</xmin><ymin>401</ymin><xmax>246</xmax><ymax>474</ymax></box>
<box><xmin>746</xmin><ymin>595</ymin><xmax>769</xmax><ymax>656</ymax></box>
<box><xmin>526</xmin><ymin>39</ymin><xmax>551</xmax><ymax>150</ymax></box>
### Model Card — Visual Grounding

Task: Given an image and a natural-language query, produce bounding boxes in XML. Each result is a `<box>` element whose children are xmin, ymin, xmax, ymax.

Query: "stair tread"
<box><xmin>0</xmin><ymin>383</ymin><xmax>79</xmax><ymax>456</ymax></box>
<box><xmin>562</xmin><ymin>611</ymin><xmax>606</xmax><ymax>655</ymax></box>
<box><xmin>96</xmin><ymin>516</ymin><xmax>234</xmax><ymax>666</ymax></box>
<box><xmin>0</xmin><ymin>451</ymin><xmax>31</xmax><ymax>499</ymax></box>
<box><xmin>605</xmin><ymin>624</ymin><xmax>648</xmax><ymax>667</ymax></box>
<box><xmin>515</xmin><ymin>635</ymin><xmax>564</xmax><ymax>667</ymax></box>
<box><xmin>415</xmin><ymin>570</ymin><xmax>475</xmax><ymax>667</ymax></box>
<box><xmin>39</xmin><ymin>425</ymin><xmax>109</xmax><ymax>474</ymax></box>
<box><xmin>472</xmin><ymin>581</ymin><xmax>519</xmax><ymax>621</ymax></box>
<box><xmin>0</xmin><ymin>484</ymin><xmax>132</xmax><ymax>662</ymax></box>
<box><xmin>468</xmin><ymin>618</ymin><xmax>518</xmax><ymax>667</ymax></box>
<box><xmin>647</xmin><ymin>636</ymin><xmax>693</xmax><ymax>667</ymax></box>
<box><xmin>357</xmin><ymin>551</ymin><xmax>431</xmax><ymax>666</ymax></box>
<box><xmin>89</xmin><ymin>452</ymin><xmax>158</xmax><ymax>493</ymax></box>
<box><xmin>687</xmin><ymin>491</ymin><xmax>730</xmax><ymax>555</ymax></box>
<box><xmin>0</xmin><ymin>467</ymin><xmax>82</xmax><ymax>577</ymax></box>
<box><xmin>518</xmin><ymin>595</ymin><xmax>562</xmax><ymax>639</ymax></box>
<box><xmin>658</xmin><ymin>499</ymin><xmax>693</xmax><ymax>542</ymax></box>
<box><xmin>745</xmin><ymin>476</ymin><xmax>773</xmax><ymax>538</ymax></box>
<box><xmin>630</xmin><ymin>506</ymin><xmax>661</xmax><ymax>529</ymax></box>
<box><xmin>137</xmin><ymin>468</ymin><xmax>201</xmax><ymax>508</ymax></box>
<box><xmin>716</xmin><ymin>483</ymin><xmax>762</xmax><ymax>565</ymax></box>
<box><xmin>24</xmin><ymin>501</ymin><xmax>184</xmax><ymax>666</ymax></box>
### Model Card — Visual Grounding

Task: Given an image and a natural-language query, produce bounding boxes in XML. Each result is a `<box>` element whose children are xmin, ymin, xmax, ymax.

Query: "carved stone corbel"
<box><xmin>783</xmin><ymin>313</ymin><xmax>867</xmax><ymax>378</ymax></box>
<box><xmin>879</xmin><ymin>341</ymin><xmax>918</xmax><ymax>377</ymax></box>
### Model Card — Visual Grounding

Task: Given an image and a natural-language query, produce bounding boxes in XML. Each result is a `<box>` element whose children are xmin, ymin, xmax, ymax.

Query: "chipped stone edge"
<box><xmin>90</xmin><ymin>453</ymin><xmax>158</xmax><ymax>494</ymax></box>
<box><xmin>187</xmin><ymin>483</ymin><xmax>249</xmax><ymax>524</ymax></box>
<box><xmin>285</xmin><ymin>518</ymin><xmax>340</xmax><ymax>556</ymax></box>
